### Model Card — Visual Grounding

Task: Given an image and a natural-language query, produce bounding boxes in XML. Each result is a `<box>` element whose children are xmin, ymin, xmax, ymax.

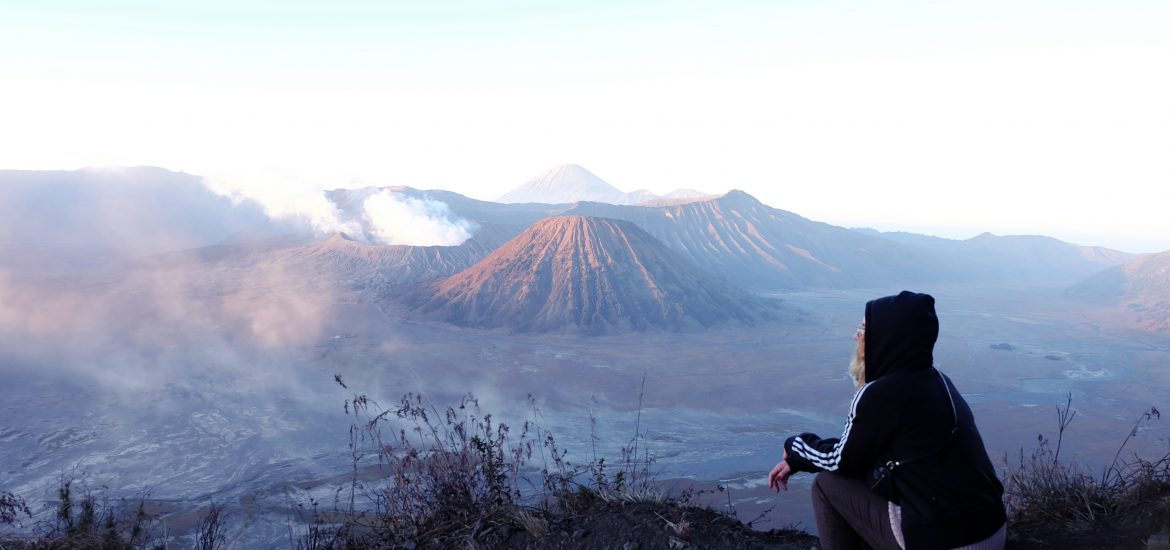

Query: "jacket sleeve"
<box><xmin>783</xmin><ymin>383</ymin><xmax>894</xmax><ymax>476</ymax></box>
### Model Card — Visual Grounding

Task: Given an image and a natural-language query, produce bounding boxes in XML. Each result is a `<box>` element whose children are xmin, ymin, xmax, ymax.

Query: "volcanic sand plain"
<box><xmin>3</xmin><ymin>281</ymin><xmax>1168</xmax><ymax>544</ymax></box>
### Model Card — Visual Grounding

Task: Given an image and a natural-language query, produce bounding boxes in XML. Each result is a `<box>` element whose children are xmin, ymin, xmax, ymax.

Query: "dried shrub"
<box><xmin>325</xmin><ymin>375</ymin><xmax>560</xmax><ymax>548</ymax></box>
<box><xmin>1</xmin><ymin>491</ymin><xmax>32</xmax><ymax>529</ymax></box>
<box><xmin>1003</xmin><ymin>394</ymin><xmax>1170</xmax><ymax>532</ymax></box>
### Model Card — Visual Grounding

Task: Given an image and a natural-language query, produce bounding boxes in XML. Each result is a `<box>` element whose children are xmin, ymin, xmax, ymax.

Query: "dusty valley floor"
<box><xmin>3</xmin><ymin>283</ymin><xmax>1169</xmax><ymax>547</ymax></box>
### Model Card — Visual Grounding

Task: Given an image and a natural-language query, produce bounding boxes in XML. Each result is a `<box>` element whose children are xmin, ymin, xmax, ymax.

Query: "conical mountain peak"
<box><xmin>496</xmin><ymin>165</ymin><xmax>627</xmax><ymax>205</ymax></box>
<box><xmin>409</xmin><ymin>215</ymin><xmax>775</xmax><ymax>334</ymax></box>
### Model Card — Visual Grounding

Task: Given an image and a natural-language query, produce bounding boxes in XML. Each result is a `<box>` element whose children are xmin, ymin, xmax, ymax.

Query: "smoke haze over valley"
<box><xmin>3</xmin><ymin>164</ymin><xmax>1169</xmax><ymax>546</ymax></box>
<box><xmin>3</xmin><ymin>3</ymin><xmax>1168</xmax><ymax>545</ymax></box>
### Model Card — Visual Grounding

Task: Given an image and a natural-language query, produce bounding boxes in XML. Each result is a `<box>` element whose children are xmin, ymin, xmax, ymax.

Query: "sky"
<box><xmin>2</xmin><ymin>0</ymin><xmax>1168</xmax><ymax>253</ymax></box>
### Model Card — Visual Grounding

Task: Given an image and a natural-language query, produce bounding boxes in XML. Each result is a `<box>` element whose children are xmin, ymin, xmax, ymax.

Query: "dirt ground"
<box><xmin>1005</xmin><ymin>490</ymin><xmax>1170</xmax><ymax>550</ymax></box>
<box><xmin>437</xmin><ymin>497</ymin><xmax>820</xmax><ymax>550</ymax></box>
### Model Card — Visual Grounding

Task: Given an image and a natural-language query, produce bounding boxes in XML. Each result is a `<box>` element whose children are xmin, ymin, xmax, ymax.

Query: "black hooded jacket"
<box><xmin>784</xmin><ymin>291</ymin><xmax>1006</xmax><ymax>549</ymax></box>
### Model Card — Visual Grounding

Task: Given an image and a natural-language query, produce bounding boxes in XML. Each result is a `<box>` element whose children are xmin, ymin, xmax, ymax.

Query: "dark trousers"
<box><xmin>812</xmin><ymin>471</ymin><xmax>902</xmax><ymax>550</ymax></box>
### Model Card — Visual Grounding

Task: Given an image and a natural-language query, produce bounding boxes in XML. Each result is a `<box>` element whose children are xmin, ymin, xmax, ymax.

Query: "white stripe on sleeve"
<box><xmin>792</xmin><ymin>383</ymin><xmax>870</xmax><ymax>471</ymax></box>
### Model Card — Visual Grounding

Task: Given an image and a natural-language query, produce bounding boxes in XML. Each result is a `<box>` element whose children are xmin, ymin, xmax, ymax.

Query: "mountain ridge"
<box><xmin>407</xmin><ymin>215</ymin><xmax>778</xmax><ymax>334</ymax></box>
<box><xmin>859</xmin><ymin>228</ymin><xmax>1135</xmax><ymax>284</ymax></box>
<box><xmin>561</xmin><ymin>190</ymin><xmax>944</xmax><ymax>289</ymax></box>
<box><xmin>1067</xmin><ymin>250</ymin><xmax>1170</xmax><ymax>332</ymax></box>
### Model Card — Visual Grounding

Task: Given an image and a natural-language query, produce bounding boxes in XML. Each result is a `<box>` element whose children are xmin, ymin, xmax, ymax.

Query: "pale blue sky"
<box><xmin>3</xmin><ymin>1</ymin><xmax>1168</xmax><ymax>252</ymax></box>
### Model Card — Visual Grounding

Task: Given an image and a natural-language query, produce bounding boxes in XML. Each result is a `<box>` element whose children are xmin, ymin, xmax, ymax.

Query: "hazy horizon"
<box><xmin>3</xmin><ymin>1</ymin><xmax>1168</xmax><ymax>253</ymax></box>
<box><xmin>3</xmin><ymin>169</ymin><xmax>1169</xmax><ymax>546</ymax></box>
<box><xmin>3</xmin><ymin>4</ymin><xmax>1170</xmax><ymax>543</ymax></box>
<box><xmin>2</xmin><ymin>163</ymin><xmax>1166</xmax><ymax>255</ymax></box>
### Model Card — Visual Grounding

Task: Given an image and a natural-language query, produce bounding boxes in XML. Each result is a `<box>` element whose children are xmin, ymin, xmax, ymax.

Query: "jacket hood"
<box><xmin>864</xmin><ymin>290</ymin><xmax>938</xmax><ymax>382</ymax></box>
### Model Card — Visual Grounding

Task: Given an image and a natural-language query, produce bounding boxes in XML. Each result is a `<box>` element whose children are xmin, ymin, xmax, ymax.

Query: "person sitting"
<box><xmin>768</xmin><ymin>291</ymin><xmax>1006</xmax><ymax>549</ymax></box>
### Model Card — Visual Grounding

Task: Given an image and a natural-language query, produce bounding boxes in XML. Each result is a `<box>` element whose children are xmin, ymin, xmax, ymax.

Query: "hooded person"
<box><xmin>768</xmin><ymin>291</ymin><xmax>1006</xmax><ymax>550</ymax></box>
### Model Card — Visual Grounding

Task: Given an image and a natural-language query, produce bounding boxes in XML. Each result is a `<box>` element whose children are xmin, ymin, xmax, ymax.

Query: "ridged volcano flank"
<box><xmin>1068</xmin><ymin>250</ymin><xmax>1170</xmax><ymax>332</ymax></box>
<box><xmin>269</xmin><ymin>227</ymin><xmax>514</xmax><ymax>290</ymax></box>
<box><xmin>410</xmin><ymin>216</ymin><xmax>775</xmax><ymax>334</ymax></box>
<box><xmin>562</xmin><ymin>190</ymin><xmax>940</xmax><ymax>289</ymax></box>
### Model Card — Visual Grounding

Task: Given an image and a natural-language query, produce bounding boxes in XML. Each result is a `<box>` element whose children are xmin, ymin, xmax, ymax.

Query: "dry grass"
<box><xmin>509</xmin><ymin>508</ymin><xmax>548</xmax><ymax>538</ymax></box>
<box><xmin>5</xmin><ymin>373</ymin><xmax>807</xmax><ymax>550</ymax></box>
<box><xmin>315</xmin><ymin>375</ymin><xmax>566</xmax><ymax>548</ymax></box>
<box><xmin>295</xmin><ymin>372</ymin><xmax>728</xmax><ymax>548</ymax></box>
<box><xmin>656</xmin><ymin>511</ymin><xmax>691</xmax><ymax>538</ymax></box>
<box><xmin>0</xmin><ymin>474</ymin><xmax>236</xmax><ymax>550</ymax></box>
<box><xmin>1</xmin><ymin>491</ymin><xmax>31</xmax><ymax>529</ymax></box>
<box><xmin>582</xmin><ymin>373</ymin><xmax>667</xmax><ymax>507</ymax></box>
<box><xmin>1003</xmin><ymin>394</ymin><xmax>1170</xmax><ymax>533</ymax></box>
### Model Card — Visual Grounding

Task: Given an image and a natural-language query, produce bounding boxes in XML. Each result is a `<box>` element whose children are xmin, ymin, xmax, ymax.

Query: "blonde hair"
<box><xmin>848</xmin><ymin>338</ymin><xmax>866</xmax><ymax>389</ymax></box>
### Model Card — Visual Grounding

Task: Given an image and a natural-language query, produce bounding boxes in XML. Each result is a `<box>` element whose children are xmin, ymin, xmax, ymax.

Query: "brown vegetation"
<box><xmin>1004</xmin><ymin>395</ymin><xmax>1170</xmax><ymax>549</ymax></box>
<box><xmin>7</xmin><ymin>386</ymin><xmax>1170</xmax><ymax>549</ymax></box>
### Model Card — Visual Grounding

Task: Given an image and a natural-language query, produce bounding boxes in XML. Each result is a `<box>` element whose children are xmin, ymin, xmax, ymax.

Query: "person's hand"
<box><xmin>768</xmin><ymin>451</ymin><xmax>793</xmax><ymax>492</ymax></box>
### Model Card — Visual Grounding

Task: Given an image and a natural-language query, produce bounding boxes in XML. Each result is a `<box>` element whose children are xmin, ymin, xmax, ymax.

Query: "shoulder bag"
<box><xmin>866</xmin><ymin>369</ymin><xmax>959</xmax><ymax>502</ymax></box>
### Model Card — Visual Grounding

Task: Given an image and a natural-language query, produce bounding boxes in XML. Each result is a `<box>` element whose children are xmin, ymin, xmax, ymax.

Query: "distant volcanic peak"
<box><xmin>541</xmin><ymin>163</ymin><xmax>605</xmax><ymax>182</ymax></box>
<box><xmin>709</xmin><ymin>189</ymin><xmax>779</xmax><ymax>215</ymax></box>
<box><xmin>637</xmin><ymin>193</ymin><xmax>722</xmax><ymax>207</ymax></box>
<box><xmin>499</xmin><ymin>166</ymin><xmax>742</xmax><ymax>206</ymax></box>
<box><xmin>664</xmin><ymin>188</ymin><xmax>709</xmax><ymax>199</ymax></box>
<box><xmin>631</xmin><ymin>189</ymin><xmax>757</xmax><ymax>209</ymax></box>
<box><xmin>496</xmin><ymin>164</ymin><xmax>626</xmax><ymax>204</ymax></box>
<box><xmin>719</xmin><ymin>189</ymin><xmax>763</xmax><ymax>204</ymax></box>
<box><xmin>315</xmin><ymin>231</ymin><xmax>378</xmax><ymax>251</ymax></box>
<box><xmin>625</xmin><ymin>189</ymin><xmax>659</xmax><ymax>204</ymax></box>
<box><xmin>413</xmin><ymin>214</ymin><xmax>772</xmax><ymax>333</ymax></box>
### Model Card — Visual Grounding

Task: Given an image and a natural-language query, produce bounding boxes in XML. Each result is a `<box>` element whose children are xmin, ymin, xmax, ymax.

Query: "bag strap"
<box><xmin>885</xmin><ymin>368</ymin><xmax>959</xmax><ymax>470</ymax></box>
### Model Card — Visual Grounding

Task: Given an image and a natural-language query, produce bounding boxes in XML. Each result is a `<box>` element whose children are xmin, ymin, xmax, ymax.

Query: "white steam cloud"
<box><xmin>362</xmin><ymin>192</ymin><xmax>474</xmax><ymax>246</ymax></box>
<box><xmin>204</xmin><ymin>174</ymin><xmax>361</xmax><ymax>237</ymax></box>
<box><xmin>206</xmin><ymin>174</ymin><xmax>475</xmax><ymax>246</ymax></box>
